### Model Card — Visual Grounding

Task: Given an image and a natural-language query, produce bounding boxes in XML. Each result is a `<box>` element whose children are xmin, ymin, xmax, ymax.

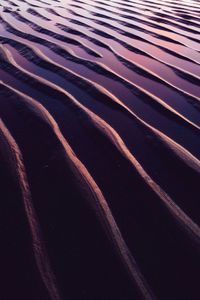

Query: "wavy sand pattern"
<box><xmin>0</xmin><ymin>0</ymin><xmax>200</xmax><ymax>299</ymax></box>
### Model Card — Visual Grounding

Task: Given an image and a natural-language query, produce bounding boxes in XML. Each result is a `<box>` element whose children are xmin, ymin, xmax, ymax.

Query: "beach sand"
<box><xmin>0</xmin><ymin>0</ymin><xmax>200</xmax><ymax>299</ymax></box>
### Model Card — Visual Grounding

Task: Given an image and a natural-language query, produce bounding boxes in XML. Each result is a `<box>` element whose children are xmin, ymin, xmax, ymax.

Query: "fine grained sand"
<box><xmin>0</xmin><ymin>0</ymin><xmax>200</xmax><ymax>299</ymax></box>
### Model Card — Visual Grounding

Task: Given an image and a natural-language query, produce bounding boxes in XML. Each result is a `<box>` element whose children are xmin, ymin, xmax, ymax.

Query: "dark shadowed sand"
<box><xmin>0</xmin><ymin>0</ymin><xmax>200</xmax><ymax>299</ymax></box>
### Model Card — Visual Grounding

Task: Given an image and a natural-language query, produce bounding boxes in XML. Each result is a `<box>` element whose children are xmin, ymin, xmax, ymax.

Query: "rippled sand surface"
<box><xmin>0</xmin><ymin>0</ymin><xmax>200</xmax><ymax>299</ymax></box>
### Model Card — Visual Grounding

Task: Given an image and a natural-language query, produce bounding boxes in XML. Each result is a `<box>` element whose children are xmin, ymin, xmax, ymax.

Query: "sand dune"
<box><xmin>0</xmin><ymin>0</ymin><xmax>200</xmax><ymax>299</ymax></box>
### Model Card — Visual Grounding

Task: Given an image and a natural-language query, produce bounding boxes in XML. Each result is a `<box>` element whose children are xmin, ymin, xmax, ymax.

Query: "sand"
<box><xmin>0</xmin><ymin>0</ymin><xmax>200</xmax><ymax>299</ymax></box>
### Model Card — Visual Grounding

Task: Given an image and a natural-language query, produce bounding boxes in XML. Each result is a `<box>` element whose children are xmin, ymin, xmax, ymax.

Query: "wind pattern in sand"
<box><xmin>0</xmin><ymin>0</ymin><xmax>200</xmax><ymax>299</ymax></box>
